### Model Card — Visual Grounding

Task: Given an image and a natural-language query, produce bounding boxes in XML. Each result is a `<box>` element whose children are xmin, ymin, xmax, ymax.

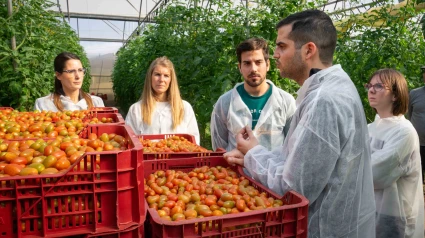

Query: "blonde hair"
<box><xmin>140</xmin><ymin>56</ymin><xmax>184</xmax><ymax>129</ymax></box>
<box><xmin>53</xmin><ymin>52</ymin><xmax>94</xmax><ymax>111</ymax></box>
<box><xmin>368</xmin><ymin>68</ymin><xmax>409</xmax><ymax>116</ymax></box>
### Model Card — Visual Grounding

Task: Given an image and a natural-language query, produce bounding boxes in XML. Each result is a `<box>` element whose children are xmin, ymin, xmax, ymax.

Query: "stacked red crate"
<box><xmin>0</xmin><ymin>124</ymin><xmax>145</xmax><ymax>237</ymax></box>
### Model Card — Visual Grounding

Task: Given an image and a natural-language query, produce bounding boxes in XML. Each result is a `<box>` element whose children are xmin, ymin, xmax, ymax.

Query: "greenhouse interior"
<box><xmin>1</xmin><ymin>0</ymin><xmax>425</xmax><ymax>237</ymax></box>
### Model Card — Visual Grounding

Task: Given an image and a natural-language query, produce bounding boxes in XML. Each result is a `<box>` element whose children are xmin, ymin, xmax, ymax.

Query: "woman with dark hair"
<box><xmin>366</xmin><ymin>68</ymin><xmax>424</xmax><ymax>237</ymax></box>
<box><xmin>125</xmin><ymin>56</ymin><xmax>200</xmax><ymax>144</ymax></box>
<box><xmin>34</xmin><ymin>52</ymin><xmax>104</xmax><ymax>111</ymax></box>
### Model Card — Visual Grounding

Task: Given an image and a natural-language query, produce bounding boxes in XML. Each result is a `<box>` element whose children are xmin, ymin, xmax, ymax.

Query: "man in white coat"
<box><xmin>224</xmin><ymin>10</ymin><xmax>376</xmax><ymax>237</ymax></box>
<box><xmin>210</xmin><ymin>38</ymin><xmax>296</xmax><ymax>152</ymax></box>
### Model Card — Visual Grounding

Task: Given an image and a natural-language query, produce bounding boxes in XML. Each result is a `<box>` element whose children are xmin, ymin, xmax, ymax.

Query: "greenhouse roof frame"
<box><xmin>50</xmin><ymin>0</ymin><xmax>169</xmax><ymax>43</ymax></box>
<box><xmin>47</xmin><ymin>0</ymin><xmax>417</xmax><ymax>100</ymax></box>
<box><xmin>50</xmin><ymin>0</ymin><xmax>403</xmax><ymax>45</ymax></box>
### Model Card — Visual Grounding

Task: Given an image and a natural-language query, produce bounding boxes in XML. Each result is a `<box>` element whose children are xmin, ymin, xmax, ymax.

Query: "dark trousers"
<box><xmin>421</xmin><ymin>146</ymin><xmax>425</xmax><ymax>184</ymax></box>
<box><xmin>376</xmin><ymin>213</ymin><xmax>406</xmax><ymax>238</ymax></box>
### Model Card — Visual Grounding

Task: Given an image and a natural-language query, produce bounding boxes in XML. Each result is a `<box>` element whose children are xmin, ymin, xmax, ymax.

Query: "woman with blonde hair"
<box><xmin>34</xmin><ymin>52</ymin><xmax>104</xmax><ymax>111</ymax></box>
<box><xmin>366</xmin><ymin>68</ymin><xmax>423</xmax><ymax>237</ymax></box>
<box><xmin>125</xmin><ymin>56</ymin><xmax>200</xmax><ymax>144</ymax></box>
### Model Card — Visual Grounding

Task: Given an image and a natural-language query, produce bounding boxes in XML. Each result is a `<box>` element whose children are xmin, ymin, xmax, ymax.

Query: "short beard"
<box><xmin>280</xmin><ymin>50</ymin><xmax>308</xmax><ymax>83</ymax></box>
<box><xmin>244</xmin><ymin>77</ymin><xmax>265</xmax><ymax>87</ymax></box>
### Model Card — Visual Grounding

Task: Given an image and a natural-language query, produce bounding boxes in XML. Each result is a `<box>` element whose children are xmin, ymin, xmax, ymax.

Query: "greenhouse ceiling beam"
<box><xmin>54</xmin><ymin>12</ymin><xmax>155</xmax><ymax>23</ymax></box>
<box><xmin>325</xmin><ymin>0</ymin><xmax>387</xmax><ymax>15</ymax></box>
<box><xmin>79</xmin><ymin>38</ymin><xmax>126</xmax><ymax>43</ymax></box>
<box><xmin>123</xmin><ymin>0</ymin><xmax>168</xmax><ymax>48</ymax></box>
<box><xmin>334</xmin><ymin>1</ymin><xmax>425</xmax><ymax>32</ymax></box>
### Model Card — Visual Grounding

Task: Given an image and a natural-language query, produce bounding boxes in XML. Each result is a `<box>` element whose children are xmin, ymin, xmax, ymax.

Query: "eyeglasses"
<box><xmin>61</xmin><ymin>68</ymin><xmax>86</xmax><ymax>74</ymax></box>
<box><xmin>364</xmin><ymin>83</ymin><xmax>386</xmax><ymax>92</ymax></box>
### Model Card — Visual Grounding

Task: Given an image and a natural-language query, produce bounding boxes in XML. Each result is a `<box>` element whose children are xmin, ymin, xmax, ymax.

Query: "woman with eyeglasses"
<box><xmin>125</xmin><ymin>56</ymin><xmax>200</xmax><ymax>144</ymax></box>
<box><xmin>34</xmin><ymin>52</ymin><xmax>104</xmax><ymax>111</ymax></box>
<box><xmin>366</xmin><ymin>68</ymin><xmax>423</xmax><ymax>238</ymax></box>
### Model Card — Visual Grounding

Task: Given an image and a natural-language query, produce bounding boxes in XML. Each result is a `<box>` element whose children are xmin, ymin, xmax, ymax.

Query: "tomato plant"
<box><xmin>334</xmin><ymin>1</ymin><xmax>425</xmax><ymax>122</ymax></box>
<box><xmin>0</xmin><ymin>0</ymin><xmax>91</xmax><ymax>111</ymax></box>
<box><xmin>113</xmin><ymin>0</ymin><xmax>425</xmax><ymax>151</ymax></box>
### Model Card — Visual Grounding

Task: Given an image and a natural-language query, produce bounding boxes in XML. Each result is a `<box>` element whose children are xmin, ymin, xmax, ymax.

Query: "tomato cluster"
<box><xmin>144</xmin><ymin>166</ymin><xmax>283</xmax><ymax>222</ymax></box>
<box><xmin>0</xmin><ymin>110</ymin><xmax>90</xmax><ymax>140</ymax></box>
<box><xmin>90</xmin><ymin>107</ymin><xmax>115</xmax><ymax>112</ymax></box>
<box><xmin>140</xmin><ymin>136</ymin><xmax>210</xmax><ymax>153</ymax></box>
<box><xmin>88</xmin><ymin>117</ymin><xmax>114</xmax><ymax>124</ymax></box>
<box><xmin>0</xmin><ymin>110</ymin><xmax>117</xmax><ymax>140</ymax></box>
<box><xmin>0</xmin><ymin>109</ymin><xmax>90</xmax><ymax>122</ymax></box>
<box><xmin>0</xmin><ymin>132</ymin><xmax>128</xmax><ymax>177</ymax></box>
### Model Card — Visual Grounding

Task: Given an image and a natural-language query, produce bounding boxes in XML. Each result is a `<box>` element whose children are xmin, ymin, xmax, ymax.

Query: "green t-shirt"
<box><xmin>236</xmin><ymin>83</ymin><xmax>272</xmax><ymax>129</ymax></box>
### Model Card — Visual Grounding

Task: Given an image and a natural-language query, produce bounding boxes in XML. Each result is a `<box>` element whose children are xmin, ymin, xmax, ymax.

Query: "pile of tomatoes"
<box><xmin>87</xmin><ymin>117</ymin><xmax>114</xmax><ymax>124</ymax></box>
<box><xmin>140</xmin><ymin>136</ymin><xmax>210</xmax><ymax>153</ymax></box>
<box><xmin>0</xmin><ymin>109</ymin><xmax>117</xmax><ymax>140</ymax></box>
<box><xmin>90</xmin><ymin>107</ymin><xmax>116</xmax><ymax>112</ymax></box>
<box><xmin>0</xmin><ymin>108</ymin><xmax>91</xmax><ymax>121</ymax></box>
<box><xmin>144</xmin><ymin>166</ymin><xmax>283</xmax><ymax>222</ymax></box>
<box><xmin>0</xmin><ymin>132</ymin><xmax>128</xmax><ymax>177</ymax></box>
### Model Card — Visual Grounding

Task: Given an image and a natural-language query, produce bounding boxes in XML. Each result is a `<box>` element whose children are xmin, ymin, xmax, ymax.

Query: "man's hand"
<box><xmin>236</xmin><ymin>125</ymin><xmax>259</xmax><ymax>155</ymax></box>
<box><xmin>224</xmin><ymin>149</ymin><xmax>244</xmax><ymax>166</ymax></box>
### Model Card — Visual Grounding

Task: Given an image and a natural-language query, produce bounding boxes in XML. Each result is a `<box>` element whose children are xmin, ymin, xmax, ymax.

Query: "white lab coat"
<box><xmin>125</xmin><ymin>100</ymin><xmax>200</xmax><ymax>144</ymax></box>
<box><xmin>243</xmin><ymin>65</ymin><xmax>376</xmax><ymax>238</ymax></box>
<box><xmin>368</xmin><ymin>115</ymin><xmax>424</xmax><ymax>238</ymax></box>
<box><xmin>210</xmin><ymin>80</ymin><xmax>296</xmax><ymax>151</ymax></box>
<box><xmin>34</xmin><ymin>94</ymin><xmax>104</xmax><ymax>112</ymax></box>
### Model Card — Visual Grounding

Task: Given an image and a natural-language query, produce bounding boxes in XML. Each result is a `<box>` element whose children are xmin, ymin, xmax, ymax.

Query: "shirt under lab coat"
<box><xmin>210</xmin><ymin>80</ymin><xmax>296</xmax><ymax>151</ymax></box>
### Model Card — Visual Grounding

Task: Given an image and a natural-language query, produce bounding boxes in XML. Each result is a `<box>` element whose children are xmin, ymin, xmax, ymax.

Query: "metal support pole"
<box><xmin>245</xmin><ymin>0</ymin><xmax>250</xmax><ymax>36</ymax></box>
<box><xmin>122</xmin><ymin>21</ymin><xmax>126</xmax><ymax>45</ymax></box>
<box><xmin>138</xmin><ymin>0</ymin><xmax>143</xmax><ymax>25</ymax></box>
<box><xmin>57</xmin><ymin>0</ymin><xmax>66</xmax><ymax>22</ymax></box>
<box><xmin>7</xmin><ymin>0</ymin><xmax>17</xmax><ymax>70</ymax></box>
<box><xmin>66</xmin><ymin>0</ymin><xmax>70</xmax><ymax>22</ymax></box>
<box><xmin>77</xmin><ymin>18</ymin><xmax>80</xmax><ymax>37</ymax></box>
<box><xmin>421</xmin><ymin>13</ymin><xmax>425</xmax><ymax>39</ymax></box>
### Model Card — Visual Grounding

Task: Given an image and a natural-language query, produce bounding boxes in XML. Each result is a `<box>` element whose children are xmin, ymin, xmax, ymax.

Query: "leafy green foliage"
<box><xmin>0</xmin><ymin>0</ymin><xmax>90</xmax><ymax>111</ymax></box>
<box><xmin>334</xmin><ymin>1</ymin><xmax>425</xmax><ymax>121</ymax></box>
<box><xmin>113</xmin><ymin>0</ymin><xmax>425</xmax><ymax>148</ymax></box>
<box><xmin>112</xmin><ymin>0</ymin><xmax>305</xmax><ymax>147</ymax></box>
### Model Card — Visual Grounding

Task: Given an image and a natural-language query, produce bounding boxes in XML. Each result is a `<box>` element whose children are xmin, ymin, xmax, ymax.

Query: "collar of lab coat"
<box><xmin>56</xmin><ymin>94</ymin><xmax>88</xmax><ymax>106</ymax></box>
<box><xmin>374</xmin><ymin>114</ymin><xmax>405</xmax><ymax>122</ymax></box>
<box><xmin>231</xmin><ymin>79</ymin><xmax>282</xmax><ymax>113</ymax></box>
<box><xmin>295</xmin><ymin>64</ymin><xmax>342</xmax><ymax>107</ymax></box>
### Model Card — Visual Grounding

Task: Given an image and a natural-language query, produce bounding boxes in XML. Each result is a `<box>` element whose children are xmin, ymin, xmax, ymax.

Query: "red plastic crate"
<box><xmin>0</xmin><ymin>107</ymin><xmax>14</xmax><ymax>111</ymax></box>
<box><xmin>90</xmin><ymin>107</ymin><xmax>119</xmax><ymax>113</ymax></box>
<box><xmin>0</xmin><ymin>125</ymin><xmax>145</xmax><ymax>237</ymax></box>
<box><xmin>142</xmin><ymin>156</ymin><xmax>309</xmax><ymax>238</ymax></box>
<box><xmin>137</xmin><ymin>134</ymin><xmax>225</xmax><ymax>160</ymax></box>
<box><xmin>85</xmin><ymin>224</ymin><xmax>144</xmax><ymax>238</ymax></box>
